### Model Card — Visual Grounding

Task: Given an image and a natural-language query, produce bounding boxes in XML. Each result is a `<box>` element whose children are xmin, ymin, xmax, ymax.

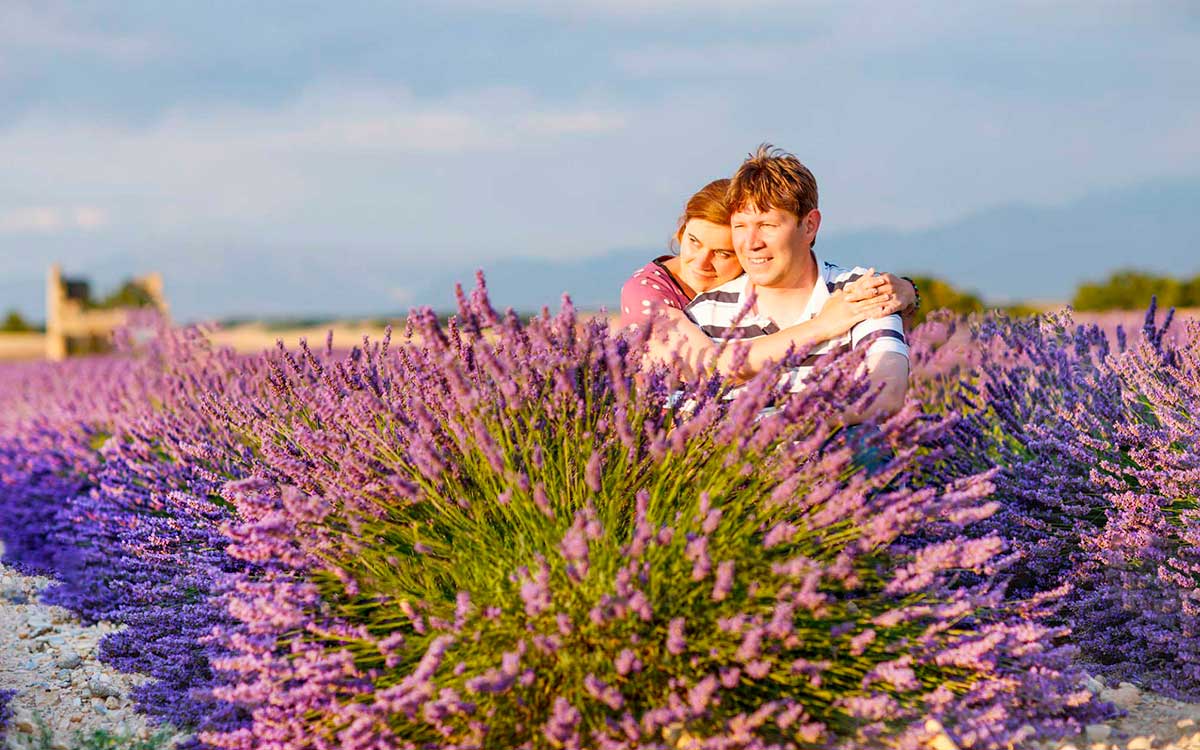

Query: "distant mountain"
<box><xmin>420</xmin><ymin>176</ymin><xmax>1200</xmax><ymax>310</ymax></box>
<box><xmin>819</xmin><ymin>177</ymin><xmax>1200</xmax><ymax>302</ymax></box>
<box><xmin>410</xmin><ymin>248</ymin><xmax>654</xmax><ymax>314</ymax></box>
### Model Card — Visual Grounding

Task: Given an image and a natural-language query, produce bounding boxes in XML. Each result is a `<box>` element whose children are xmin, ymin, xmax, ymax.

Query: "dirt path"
<box><xmin>1037</xmin><ymin>677</ymin><xmax>1200</xmax><ymax>750</ymax></box>
<box><xmin>0</xmin><ymin>552</ymin><xmax>180</xmax><ymax>749</ymax></box>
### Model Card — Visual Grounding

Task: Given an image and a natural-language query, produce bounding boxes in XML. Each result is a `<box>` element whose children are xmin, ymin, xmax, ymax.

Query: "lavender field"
<box><xmin>1</xmin><ymin>284</ymin><xmax>1198</xmax><ymax>750</ymax></box>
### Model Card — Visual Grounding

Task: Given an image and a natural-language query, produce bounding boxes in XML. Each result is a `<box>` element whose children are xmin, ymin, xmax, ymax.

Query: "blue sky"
<box><xmin>1</xmin><ymin>1</ymin><xmax>1198</xmax><ymax>318</ymax></box>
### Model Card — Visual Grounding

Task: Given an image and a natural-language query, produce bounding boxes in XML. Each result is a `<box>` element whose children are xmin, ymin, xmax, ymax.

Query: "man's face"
<box><xmin>730</xmin><ymin>205</ymin><xmax>819</xmax><ymax>288</ymax></box>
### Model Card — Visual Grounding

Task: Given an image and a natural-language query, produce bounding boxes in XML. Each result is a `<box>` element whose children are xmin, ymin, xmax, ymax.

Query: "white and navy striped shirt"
<box><xmin>684</xmin><ymin>253</ymin><xmax>908</xmax><ymax>390</ymax></box>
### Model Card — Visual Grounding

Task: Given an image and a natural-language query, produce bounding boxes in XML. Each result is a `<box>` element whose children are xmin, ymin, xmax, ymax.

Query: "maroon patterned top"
<box><xmin>618</xmin><ymin>256</ymin><xmax>692</xmax><ymax>328</ymax></box>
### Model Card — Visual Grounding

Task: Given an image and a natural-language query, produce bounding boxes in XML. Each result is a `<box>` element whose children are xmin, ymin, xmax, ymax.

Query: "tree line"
<box><xmin>905</xmin><ymin>270</ymin><xmax>1200</xmax><ymax>326</ymax></box>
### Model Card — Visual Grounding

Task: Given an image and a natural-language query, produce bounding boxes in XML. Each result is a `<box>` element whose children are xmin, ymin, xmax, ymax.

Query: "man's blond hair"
<box><xmin>727</xmin><ymin>144</ymin><xmax>819</xmax><ymax>222</ymax></box>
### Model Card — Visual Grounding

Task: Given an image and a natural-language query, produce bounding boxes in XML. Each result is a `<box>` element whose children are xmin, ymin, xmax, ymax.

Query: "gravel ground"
<box><xmin>0</xmin><ymin>552</ymin><xmax>183</xmax><ymax>749</ymax></box>
<box><xmin>1031</xmin><ymin>678</ymin><xmax>1200</xmax><ymax>750</ymax></box>
<box><xmin>1</xmin><ymin>552</ymin><xmax>1198</xmax><ymax>750</ymax></box>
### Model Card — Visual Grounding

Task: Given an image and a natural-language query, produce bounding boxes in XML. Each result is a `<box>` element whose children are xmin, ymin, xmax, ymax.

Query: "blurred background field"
<box><xmin>4</xmin><ymin>266</ymin><xmax>1199</xmax><ymax>361</ymax></box>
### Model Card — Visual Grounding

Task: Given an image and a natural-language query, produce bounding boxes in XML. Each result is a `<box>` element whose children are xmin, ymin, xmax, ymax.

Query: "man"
<box><xmin>685</xmin><ymin>144</ymin><xmax>909</xmax><ymax>423</ymax></box>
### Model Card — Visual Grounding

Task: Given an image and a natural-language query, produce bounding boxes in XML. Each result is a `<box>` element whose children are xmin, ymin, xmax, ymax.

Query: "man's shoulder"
<box><xmin>820</xmin><ymin>260</ymin><xmax>872</xmax><ymax>292</ymax></box>
<box><xmin>687</xmin><ymin>274</ymin><xmax>749</xmax><ymax>307</ymax></box>
<box><xmin>684</xmin><ymin>274</ymin><xmax>749</xmax><ymax>326</ymax></box>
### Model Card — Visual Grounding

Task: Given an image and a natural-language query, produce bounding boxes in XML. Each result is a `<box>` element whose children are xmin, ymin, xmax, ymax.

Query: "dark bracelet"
<box><xmin>901</xmin><ymin>276</ymin><xmax>921</xmax><ymax>310</ymax></box>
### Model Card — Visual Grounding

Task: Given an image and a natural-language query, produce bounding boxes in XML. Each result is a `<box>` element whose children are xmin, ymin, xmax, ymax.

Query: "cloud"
<box><xmin>614</xmin><ymin>45</ymin><xmax>796</xmax><ymax>77</ymax></box>
<box><xmin>0</xmin><ymin>3</ymin><xmax>160</xmax><ymax>62</ymax></box>
<box><xmin>521</xmin><ymin>112</ymin><xmax>628</xmax><ymax>136</ymax></box>
<box><xmin>0</xmin><ymin>206</ymin><xmax>109</xmax><ymax>234</ymax></box>
<box><xmin>0</xmin><ymin>82</ymin><xmax>635</xmax><ymax>253</ymax></box>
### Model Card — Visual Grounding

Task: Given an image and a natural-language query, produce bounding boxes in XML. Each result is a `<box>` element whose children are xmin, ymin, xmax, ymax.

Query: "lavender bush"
<box><xmin>909</xmin><ymin>301</ymin><xmax>1200</xmax><ymax>697</ymax></box>
<box><xmin>181</xmin><ymin>283</ymin><xmax>1096</xmax><ymax>750</ymax></box>
<box><xmin>0</xmin><ymin>688</ymin><xmax>15</xmax><ymax>742</ymax></box>
<box><xmin>4</xmin><ymin>285</ymin><xmax>1163</xmax><ymax>748</ymax></box>
<box><xmin>0</xmin><ymin>334</ymin><xmax>257</xmax><ymax>737</ymax></box>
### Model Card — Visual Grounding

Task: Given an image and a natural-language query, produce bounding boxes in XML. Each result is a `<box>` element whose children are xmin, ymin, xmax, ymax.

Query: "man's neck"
<box><xmin>753</xmin><ymin>250</ymin><xmax>818</xmax><ymax>325</ymax></box>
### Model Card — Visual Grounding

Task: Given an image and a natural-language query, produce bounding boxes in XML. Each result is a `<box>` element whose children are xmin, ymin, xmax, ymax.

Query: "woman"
<box><xmin>620</xmin><ymin>179</ymin><xmax>917</xmax><ymax>378</ymax></box>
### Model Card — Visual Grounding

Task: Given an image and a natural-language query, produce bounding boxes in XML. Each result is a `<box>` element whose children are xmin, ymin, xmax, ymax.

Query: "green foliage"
<box><xmin>94</xmin><ymin>280</ymin><xmax>157</xmax><ymax>310</ymax></box>
<box><xmin>907</xmin><ymin>276</ymin><xmax>985</xmax><ymax>326</ymax></box>
<box><xmin>246</xmin><ymin>316</ymin><xmax>1017</xmax><ymax>748</ymax></box>
<box><xmin>4</xmin><ymin>710</ymin><xmax>175</xmax><ymax>750</ymax></box>
<box><xmin>997</xmin><ymin>302</ymin><xmax>1043</xmax><ymax>319</ymax></box>
<box><xmin>71</xmin><ymin>728</ymin><xmax>177</xmax><ymax>750</ymax></box>
<box><xmin>1</xmin><ymin>309</ymin><xmax>36</xmax><ymax>333</ymax></box>
<box><xmin>1072</xmin><ymin>269</ymin><xmax>1200</xmax><ymax>311</ymax></box>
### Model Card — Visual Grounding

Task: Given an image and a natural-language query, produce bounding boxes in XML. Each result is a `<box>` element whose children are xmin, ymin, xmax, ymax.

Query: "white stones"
<box><xmin>26</xmin><ymin>616</ymin><xmax>53</xmax><ymax>638</ymax></box>
<box><xmin>55</xmin><ymin>648</ymin><xmax>81</xmax><ymax>669</ymax></box>
<box><xmin>1084</xmin><ymin>723</ymin><xmax>1112</xmax><ymax>742</ymax></box>
<box><xmin>1100</xmin><ymin>681</ymin><xmax>1141</xmax><ymax>710</ymax></box>
<box><xmin>89</xmin><ymin>674</ymin><xmax>120</xmax><ymax>698</ymax></box>
<box><xmin>1126</xmin><ymin>735</ymin><xmax>1155</xmax><ymax>749</ymax></box>
<box><xmin>0</xmin><ymin>559</ymin><xmax>180</xmax><ymax>749</ymax></box>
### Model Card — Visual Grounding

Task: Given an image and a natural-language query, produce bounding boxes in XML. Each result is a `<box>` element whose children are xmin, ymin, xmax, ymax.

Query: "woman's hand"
<box><xmin>811</xmin><ymin>288</ymin><xmax>892</xmax><ymax>340</ymax></box>
<box><xmin>843</xmin><ymin>270</ymin><xmax>916</xmax><ymax>317</ymax></box>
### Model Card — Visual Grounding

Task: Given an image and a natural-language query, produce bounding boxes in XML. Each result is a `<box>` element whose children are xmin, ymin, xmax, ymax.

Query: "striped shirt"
<box><xmin>684</xmin><ymin>253</ymin><xmax>908</xmax><ymax>390</ymax></box>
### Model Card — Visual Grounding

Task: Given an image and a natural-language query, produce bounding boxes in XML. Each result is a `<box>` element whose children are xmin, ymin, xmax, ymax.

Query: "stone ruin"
<box><xmin>45</xmin><ymin>264</ymin><xmax>168</xmax><ymax>360</ymax></box>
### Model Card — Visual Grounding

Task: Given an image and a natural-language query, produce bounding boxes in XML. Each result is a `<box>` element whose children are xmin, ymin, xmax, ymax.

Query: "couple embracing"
<box><xmin>619</xmin><ymin>145</ymin><xmax>915</xmax><ymax>427</ymax></box>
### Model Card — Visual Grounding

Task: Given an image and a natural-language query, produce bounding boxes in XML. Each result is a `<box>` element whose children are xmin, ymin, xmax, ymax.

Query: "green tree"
<box><xmin>1180</xmin><ymin>276</ymin><xmax>1200</xmax><ymax>308</ymax></box>
<box><xmin>1</xmin><ymin>309</ymin><xmax>33</xmax><ymax>332</ymax></box>
<box><xmin>907</xmin><ymin>275</ymin><xmax>985</xmax><ymax>326</ymax></box>
<box><xmin>96</xmin><ymin>279</ymin><xmax>156</xmax><ymax>309</ymax></box>
<box><xmin>1072</xmin><ymin>270</ymin><xmax>1195</xmax><ymax>311</ymax></box>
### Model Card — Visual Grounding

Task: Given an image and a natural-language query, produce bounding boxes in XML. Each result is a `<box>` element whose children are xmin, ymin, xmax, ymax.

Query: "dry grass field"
<box><xmin>3</xmin><ymin>308</ymin><xmax>1196</xmax><ymax>363</ymax></box>
<box><xmin>0</xmin><ymin>334</ymin><xmax>46</xmax><ymax>361</ymax></box>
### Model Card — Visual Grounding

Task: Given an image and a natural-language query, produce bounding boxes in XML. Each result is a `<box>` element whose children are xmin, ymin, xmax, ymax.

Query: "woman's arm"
<box><xmin>618</xmin><ymin>262</ymin><xmax>688</xmax><ymax>328</ymax></box>
<box><xmin>642</xmin><ymin>291</ymin><xmax>886</xmax><ymax>382</ymax></box>
<box><xmin>711</xmin><ymin>290</ymin><xmax>885</xmax><ymax>379</ymax></box>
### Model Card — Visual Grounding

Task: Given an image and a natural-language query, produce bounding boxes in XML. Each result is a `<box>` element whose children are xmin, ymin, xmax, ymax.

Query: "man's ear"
<box><xmin>803</xmin><ymin>209</ymin><xmax>822</xmax><ymax>236</ymax></box>
<box><xmin>803</xmin><ymin>209</ymin><xmax>822</xmax><ymax>247</ymax></box>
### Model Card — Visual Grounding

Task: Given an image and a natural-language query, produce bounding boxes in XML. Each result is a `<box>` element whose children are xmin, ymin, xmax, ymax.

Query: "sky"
<box><xmin>1</xmin><ymin>1</ymin><xmax>1198</xmax><ymax>319</ymax></box>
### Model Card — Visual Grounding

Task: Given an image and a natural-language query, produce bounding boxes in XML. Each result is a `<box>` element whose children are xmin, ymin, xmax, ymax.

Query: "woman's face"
<box><xmin>677</xmin><ymin>219</ymin><xmax>742</xmax><ymax>293</ymax></box>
